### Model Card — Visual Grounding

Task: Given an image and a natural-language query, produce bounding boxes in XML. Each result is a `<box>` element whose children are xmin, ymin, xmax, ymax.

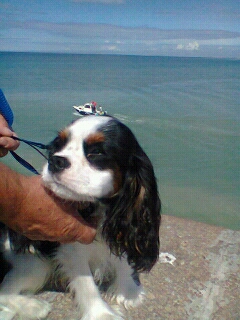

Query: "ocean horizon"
<box><xmin>0</xmin><ymin>52</ymin><xmax>239</xmax><ymax>230</ymax></box>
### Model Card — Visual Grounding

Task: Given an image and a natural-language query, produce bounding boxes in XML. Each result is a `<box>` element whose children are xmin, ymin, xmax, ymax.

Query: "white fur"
<box><xmin>0</xmin><ymin>240</ymin><xmax>144</xmax><ymax>319</ymax></box>
<box><xmin>0</xmin><ymin>116</ymin><xmax>145</xmax><ymax>320</ymax></box>
<box><xmin>0</xmin><ymin>241</ymin><xmax>51</xmax><ymax>319</ymax></box>
<box><xmin>42</xmin><ymin>116</ymin><xmax>114</xmax><ymax>201</ymax></box>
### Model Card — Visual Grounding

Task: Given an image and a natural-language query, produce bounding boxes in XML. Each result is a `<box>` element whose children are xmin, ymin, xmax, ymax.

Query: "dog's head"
<box><xmin>42</xmin><ymin>115</ymin><xmax>161</xmax><ymax>272</ymax></box>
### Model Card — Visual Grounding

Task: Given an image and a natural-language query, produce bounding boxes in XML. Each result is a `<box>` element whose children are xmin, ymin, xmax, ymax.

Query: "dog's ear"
<box><xmin>102</xmin><ymin>145</ymin><xmax>161</xmax><ymax>272</ymax></box>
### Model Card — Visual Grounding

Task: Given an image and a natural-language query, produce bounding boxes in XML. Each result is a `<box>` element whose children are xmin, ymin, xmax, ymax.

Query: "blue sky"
<box><xmin>0</xmin><ymin>0</ymin><xmax>239</xmax><ymax>58</ymax></box>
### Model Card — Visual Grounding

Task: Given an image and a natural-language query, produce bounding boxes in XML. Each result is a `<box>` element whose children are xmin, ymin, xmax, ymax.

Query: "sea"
<box><xmin>0</xmin><ymin>52</ymin><xmax>239</xmax><ymax>230</ymax></box>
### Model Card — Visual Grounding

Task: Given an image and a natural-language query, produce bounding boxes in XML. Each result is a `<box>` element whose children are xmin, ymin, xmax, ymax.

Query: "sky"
<box><xmin>0</xmin><ymin>0</ymin><xmax>239</xmax><ymax>58</ymax></box>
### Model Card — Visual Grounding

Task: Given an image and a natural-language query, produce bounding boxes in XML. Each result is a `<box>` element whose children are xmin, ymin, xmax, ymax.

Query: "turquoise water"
<box><xmin>0</xmin><ymin>52</ymin><xmax>239</xmax><ymax>230</ymax></box>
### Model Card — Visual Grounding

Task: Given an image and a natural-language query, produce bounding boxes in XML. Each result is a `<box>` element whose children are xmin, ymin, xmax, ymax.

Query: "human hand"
<box><xmin>0</xmin><ymin>169</ymin><xmax>96</xmax><ymax>244</ymax></box>
<box><xmin>0</xmin><ymin>114</ymin><xmax>20</xmax><ymax>157</ymax></box>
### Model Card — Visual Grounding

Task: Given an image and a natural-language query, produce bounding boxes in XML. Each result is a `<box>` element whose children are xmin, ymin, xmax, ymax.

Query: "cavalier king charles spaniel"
<box><xmin>0</xmin><ymin>115</ymin><xmax>161</xmax><ymax>320</ymax></box>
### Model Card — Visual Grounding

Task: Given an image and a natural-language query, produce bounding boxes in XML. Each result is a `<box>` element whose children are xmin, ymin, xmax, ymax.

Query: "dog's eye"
<box><xmin>84</xmin><ymin>141</ymin><xmax>115</xmax><ymax>170</ymax></box>
<box><xmin>86</xmin><ymin>143</ymin><xmax>105</xmax><ymax>157</ymax></box>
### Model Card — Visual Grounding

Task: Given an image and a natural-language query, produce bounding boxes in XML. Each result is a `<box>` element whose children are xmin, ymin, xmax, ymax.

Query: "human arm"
<box><xmin>0</xmin><ymin>163</ymin><xmax>96</xmax><ymax>243</ymax></box>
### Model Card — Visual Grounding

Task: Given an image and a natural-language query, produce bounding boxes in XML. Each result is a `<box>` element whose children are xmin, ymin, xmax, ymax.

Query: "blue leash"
<box><xmin>0</xmin><ymin>89</ymin><xmax>48</xmax><ymax>175</ymax></box>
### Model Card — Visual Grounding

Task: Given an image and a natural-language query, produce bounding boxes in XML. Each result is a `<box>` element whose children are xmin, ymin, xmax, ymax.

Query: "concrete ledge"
<box><xmin>34</xmin><ymin>215</ymin><xmax>240</xmax><ymax>319</ymax></box>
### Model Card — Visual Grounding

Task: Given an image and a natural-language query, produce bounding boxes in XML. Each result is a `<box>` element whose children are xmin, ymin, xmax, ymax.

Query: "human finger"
<box><xmin>0</xmin><ymin>136</ymin><xmax>20</xmax><ymax>151</ymax></box>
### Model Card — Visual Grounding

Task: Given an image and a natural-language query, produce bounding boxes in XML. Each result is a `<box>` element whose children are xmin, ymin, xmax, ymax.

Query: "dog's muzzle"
<box><xmin>48</xmin><ymin>155</ymin><xmax>71</xmax><ymax>173</ymax></box>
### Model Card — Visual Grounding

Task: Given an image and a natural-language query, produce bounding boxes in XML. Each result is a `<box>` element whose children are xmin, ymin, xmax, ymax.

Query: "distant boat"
<box><xmin>73</xmin><ymin>101</ymin><xmax>107</xmax><ymax>116</ymax></box>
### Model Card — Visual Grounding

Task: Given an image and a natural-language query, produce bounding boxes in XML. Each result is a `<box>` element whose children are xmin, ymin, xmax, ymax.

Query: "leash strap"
<box><xmin>0</xmin><ymin>89</ymin><xmax>48</xmax><ymax>175</ymax></box>
<box><xmin>10</xmin><ymin>150</ymin><xmax>41</xmax><ymax>175</ymax></box>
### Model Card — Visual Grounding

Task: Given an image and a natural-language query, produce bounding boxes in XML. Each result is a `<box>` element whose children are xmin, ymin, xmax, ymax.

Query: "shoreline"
<box><xmin>29</xmin><ymin>215</ymin><xmax>240</xmax><ymax>319</ymax></box>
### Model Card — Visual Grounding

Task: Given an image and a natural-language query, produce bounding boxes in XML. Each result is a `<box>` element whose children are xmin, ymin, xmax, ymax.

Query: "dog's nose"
<box><xmin>48</xmin><ymin>155</ymin><xmax>71</xmax><ymax>173</ymax></box>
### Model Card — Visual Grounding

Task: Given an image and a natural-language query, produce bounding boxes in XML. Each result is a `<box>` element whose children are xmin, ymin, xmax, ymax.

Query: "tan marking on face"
<box><xmin>85</xmin><ymin>132</ymin><xmax>105</xmax><ymax>145</ymax></box>
<box><xmin>58</xmin><ymin>129</ymin><xmax>69</xmax><ymax>142</ymax></box>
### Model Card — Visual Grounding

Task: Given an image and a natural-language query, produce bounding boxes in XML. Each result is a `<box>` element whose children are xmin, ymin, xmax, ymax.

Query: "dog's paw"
<box><xmin>81</xmin><ymin>301</ymin><xmax>123</xmax><ymax>320</ymax></box>
<box><xmin>20</xmin><ymin>297</ymin><xmax>51</xmax><ymax>319</ymax></box>
<box><xmin>0</xmin><ymin>295</ymin><xmax>51</xmax><ymax>319</ymax></box>
<box><xmin>82</xmin><ymin>314</ymin><xmax>123</xmax><ymax>320</ymax></box>
<box><xmin>0</xmin><ymin>305</ymin><xmax>16</xmax><ymax>320</ymax></box>
<box><xmin>115</xmin><ymin>287</ymin><xmax>145</xmax><ymax>310</ymax></box>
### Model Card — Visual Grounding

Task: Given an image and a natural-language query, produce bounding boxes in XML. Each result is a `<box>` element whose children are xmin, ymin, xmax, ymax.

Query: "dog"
<box><xmin>0</xmin><ymin>115</ymin><xmax>161</xmax><ymax>320</ymax></box>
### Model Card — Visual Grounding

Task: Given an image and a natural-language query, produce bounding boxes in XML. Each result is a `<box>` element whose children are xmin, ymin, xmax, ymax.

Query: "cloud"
<box><xmin>177</xmin><ymin>41</ymin><xmax>199</xmax><ymax>51</ymax></box>
<box><xmin>1</xmin><ymin>20</ymin><xmax>239</xmax><ymax>57</ymax></box>
<box><xmin>2</xmin><ymin>20</ymin><xmax>240</xmax><ymax>42</ymax></box>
